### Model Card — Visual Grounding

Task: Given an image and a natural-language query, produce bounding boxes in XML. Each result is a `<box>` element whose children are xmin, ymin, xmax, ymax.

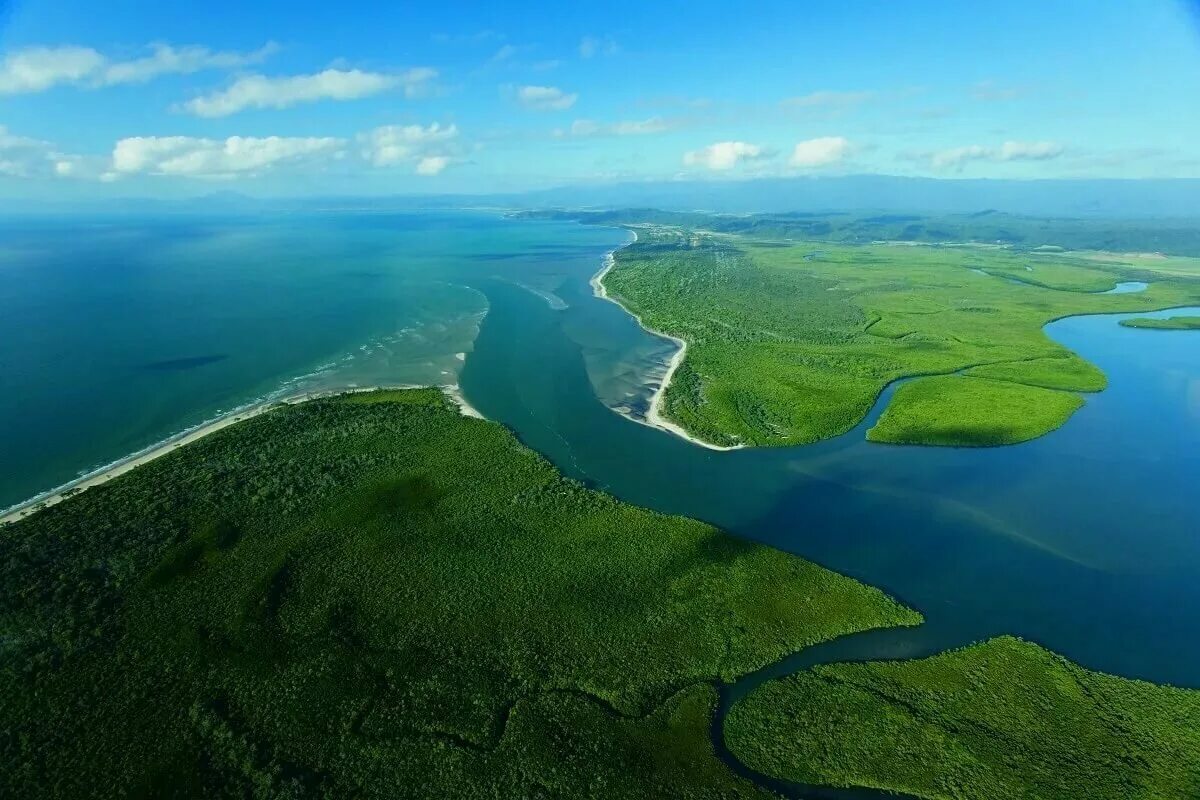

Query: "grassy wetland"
<box><xmin>725</xmin><ymin>636</ymin><xmax>1200</xmax><ymax>800</ymax></box>
<box><xmin>1119</xmin><ymin>315</ymin><xmax>1200</xmax><ymax>330</ymax></box>
<box><xmin>592</xmin><ymin>222</ymin><xmax>1200</xmax><ymax>448</ymax></box>
<box><xmin>0</xmin><ymin>388</ymin><xmax>919</xmax><ymax>798</ymax></box>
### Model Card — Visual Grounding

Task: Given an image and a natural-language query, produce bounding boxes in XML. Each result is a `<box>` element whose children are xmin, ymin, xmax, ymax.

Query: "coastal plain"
<box><xmin>593</xmin><ymin>221</ymin><xmax>1200</xmax><ymax>448</ymax></box>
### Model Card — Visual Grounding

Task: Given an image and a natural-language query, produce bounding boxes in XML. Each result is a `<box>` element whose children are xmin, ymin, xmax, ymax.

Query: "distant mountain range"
<box><xmin>6</xmin><ymin>175</ymin><xmax>1200</xmax><ymax>219</ymax></box>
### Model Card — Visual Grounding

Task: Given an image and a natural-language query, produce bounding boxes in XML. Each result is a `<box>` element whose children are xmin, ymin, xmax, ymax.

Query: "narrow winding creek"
<box><xmin>456</xmin><ymin>222</ymin><xmax>1200</xmax><ymax>795</ymax></box>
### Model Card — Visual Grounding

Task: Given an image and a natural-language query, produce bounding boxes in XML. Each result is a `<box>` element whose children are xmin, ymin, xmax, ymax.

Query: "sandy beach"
<box><xmin>0</xmin><ymin>384</ymin><xmax>486</xmax><ymax>526</ymax></box>
<box><xmin>590</xmin><ymin>229</ymin><xmax>743</xmax><ymax>452</ymax></box>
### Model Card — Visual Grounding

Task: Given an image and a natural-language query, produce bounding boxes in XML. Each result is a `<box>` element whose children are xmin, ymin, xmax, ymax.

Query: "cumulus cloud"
<box><xmin>358</xmin><ymin>123</ymin><xmax>461</xmax><ymax>175</ymax></box>
<box><xmin>556</xmin><ymin>117</ymin><xmax>670</xmax><ymax>138</ymax></box>
<box><xmin>928</xmin><ymin>140</ymin><xmax>1064</xmax><ymax>170</ymax></box>
<box><xmin>0</xmin><ymin>126</ymin><xmax>61</xmax><ymax>177</ymax></box>
<box><xmin>110</xmin><ymin>135</ymin><xmax>345</xmax><ymax>179</ymax></box>
<box><xmin>0</xmin><ymin>125</ymin><xmax>102</xmax><ymax>179</ymax></box>
<box><xmin>416</xmin><ymin>156</ymin><xmax>451</xmax><ymax>175</ymax></box>
<box><xmin>789</xmin><ymin>136</ymin><xmax>853</xmax><ymax>168</ymax></box>
<box><xmin>579</xmin><ymin>36</ymin><xmax>619</xmax><ymax>59</ymax></box>
<box><xmin>515</xmin><ymin>84</ymin><xmax>577</xmax><ymax>111</ymax></box>
<box><xmin>181</xmin><ymin>67</ymin><xmax>436</xmax><ymax>117</ymax></box>
<box><xmin>683</xmin><ymin>141</ymin><xmax>768</xmax><ymax>171</ymax></box>
<box><xmin>0</xmin><ymin>42</ymin><xmax>274</xmax><ymax>94</ymax></box>
<box><xmin>781</xmin><ymin>90</ymin><xmax>873</xmax><ymax>109</ymax></box>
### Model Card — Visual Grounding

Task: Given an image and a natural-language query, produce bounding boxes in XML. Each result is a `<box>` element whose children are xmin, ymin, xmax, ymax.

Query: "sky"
<box><xmin>1</xmin><ymin>0</ymin><xmax>1199</xmax><ymax>198</ymax></box>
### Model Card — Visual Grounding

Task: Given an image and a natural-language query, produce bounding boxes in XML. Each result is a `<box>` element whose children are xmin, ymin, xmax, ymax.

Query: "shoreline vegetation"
<box><xmin>0</xmin><ymin>383</ymin><xmax>484</xmax><ymax>526</ymax></box>
<box><xmin>4</xmin><ymin>388</ymin><xmax>1197</xmax><ymax>797</ymax></box>
<box><xmin>536</xmin><ymin>210</ymin><xmax>1200</xmax><ymax>450</ymax></box>
<box><xmin>1119</xmin><ymin>315</ymin><xmax>1200</xmax><ymax>330</ymax></box>
<box><xmin>591</xmin><ymin>228</ymin><xmax>744</xmax><ymax>451</ymax></box>
<box><xmin>726</xmin><ymin>636</ymin><xmax>1200</xmax><ymax>800</ymax></box>
<box><xmin>0</xmin><ymin>387</ymin><xmax>919</xmax><ymax>797</ymax></box>
<box><xmin>866</xmin><ymin>375</ymin><xmax>1085</xmax><ymax>447</ymax></box>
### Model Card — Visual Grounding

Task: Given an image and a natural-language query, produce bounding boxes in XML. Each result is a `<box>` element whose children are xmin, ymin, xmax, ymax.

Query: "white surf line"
<box><xmin>590</xmin><ymin>229</ymin><xmax>744</xmax><ymax>452</ymax></box>
<box><xmin>0</xmin><ymin>384</ymin><xmax>485</xmax><ymax>527</ymax></box>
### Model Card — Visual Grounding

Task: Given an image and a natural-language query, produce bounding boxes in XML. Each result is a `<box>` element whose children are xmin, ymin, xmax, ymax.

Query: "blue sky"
<box><xmin>1</xmin><ymin>0</ymin><xmax>1199</xmax><ymax>197</ymax></box>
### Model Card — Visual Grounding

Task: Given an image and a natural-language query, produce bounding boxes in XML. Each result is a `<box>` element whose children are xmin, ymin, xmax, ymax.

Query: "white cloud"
<box><xmin>515</xmin><ymin>84</ymin><xmax>577</xmax><ymax>111</ymax></box>
<box><xmin>0</xmin><ymin>46</ymin><xmax>103</xmax><ymax>94</ymax></box>
<box><xmin>0</xmin><ymin>42</ymin><xmax>274</xmax><ymax>94</ymax></box>
<box><xmin>0</xmin><ymin>125</ymin><xmax>99</xmax><ymax>179</ymax></box>
<box><xmin>416</xmin><ymin>155</ymin><xmax>451</xmax><ymax>175</ymax></box>
<box><xmin>790</xmin><ymin>136</ymin><xmax>853</xmax><ymax>168</ymax></box>
<box><xmin>612</xmin><ymin>117</ymin><xmax>670</xmax><ymax>136</ymax></box>
<box><xmin>110</xmin><ymin>135</ymin><xmax>345</xmax><ymax>179</ymax></box>
<box><xmin>181</xmin><ymin>67</ymin><xmax>436</xmax><ymax>117</ymax></box>
<box><xmin>997</xmin><ymin>140</ymin><xmax>1063</xmax><ymax>160</ymax></box>
<box><xmin>101</xmin><ymin>42</ymin><xmax>277</xmax><ymax>85</ymax></box>
<box><xmin>0</xmin><ymin>126</ymin><xmax>57</xmax><ymax>176</ymax></box>
<box><xmin>358</xmin><ymin>123</ymin><xmax>461</xmax><ymax>175</ymax></box>
<box><xmin>683</xmin><ymin>141</ymin><xmax>767</xmax><ymax>171</ymax></box>
<box><xmin>781</xmin><ymin>90</ymin><xmax>873</xmax><ymax>109</ymax></box>
<box><xmin>928</xmin><ymin>140</ymin><xmax>1064</xmax><ymax>170</ymax></box>
<box><xmin>489</xmin><ymin>44</ymin><xmax>519</xmax><ymax>63</ymax></box>
<box><xmin>556</xmin><ymin>117</ymin><xmax>670</xmax><ymax>138</ymax></box>
<box><xmin>579</xmin><ymin>36</ymin><xmax>619</xmax><ymax>59</ymax></box>
<box><xmin>566</xmin><ymin>119</ymin><xmax>601</xmax><ymax>137</ymax></box>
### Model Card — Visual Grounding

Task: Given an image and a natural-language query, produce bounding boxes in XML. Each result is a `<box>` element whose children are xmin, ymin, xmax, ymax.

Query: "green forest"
<box><xmin>3</xmin><ymin>389</ymin><xmax>1199</xmax><ymax>797</ymax></box>
<box><xmin>726</xmin><ymin>636</ymin><xmax>1200</xmax><ymax>799</ymax></box>
<box><xmin>597</xmin><ymin>223</ymin><xmax>1200</xmax><ymax>448</ymax></box>
<box><xmin>0</xmin><ymin>389</ymin><xmax>916</xmax><ymax>798</ymax></box>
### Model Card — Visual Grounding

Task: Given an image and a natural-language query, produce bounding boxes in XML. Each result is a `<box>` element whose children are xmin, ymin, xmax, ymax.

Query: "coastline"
<box><xmin>0</xmin><ymin>383</ymin><xmax>485</xmax><ymax>526</ymax></box>
<box><xmin>591</xmin><ymin>229</ymin><xmax>744</xmax><ymax>452</ymax></box>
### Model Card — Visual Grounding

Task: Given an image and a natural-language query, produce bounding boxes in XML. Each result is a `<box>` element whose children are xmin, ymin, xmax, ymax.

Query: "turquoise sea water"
<box><xmin>3</xmin><ymin>211</ymin><xmax>1199</xmax><ymax>691</ymax></box>
<box><xmin>0</xmin><ymin>211</ymin><xmax>614</xmax><ymax>508</ymax></box>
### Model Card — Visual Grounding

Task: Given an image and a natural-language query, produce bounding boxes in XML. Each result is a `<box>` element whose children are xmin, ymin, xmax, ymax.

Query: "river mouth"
<box><xmin>456</xmin><ymin>238</ymin><xmax>1200</xmax><ymax>794</ymax></box>
<box><xmin>460</xmin><ymin>224</ymin><xmax>1200</xmax><ymax>691</ymax></box>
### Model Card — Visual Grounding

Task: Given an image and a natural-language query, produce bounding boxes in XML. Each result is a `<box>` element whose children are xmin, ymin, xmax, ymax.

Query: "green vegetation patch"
<box><xmin>0</xmin><ymin>389</ymin><xmax>918</xmax><ymax>798</ymax></box>
<box><xmin>1119</xmin><ymin>315</ymin><xmax>1200</xmax><ymax>330</ymax></box>
<box><xmin>963</xmin><ymin>356</ymin><xmax>1107</xmax><ymax>392</ymax></box>
<box><xmin>725</xmin><ymin>636</ymin><xmax>1200</xmax><ymax>800</ymax></box>
<box><xmin>866</xmin><ymin>375</ymin><xmax>1084</xmax><ymax>446</ymax></box>
<box><xmin>596</xmin><ymin>224</ymin><xmax>1200</xmax><ymax>448</ymax></box>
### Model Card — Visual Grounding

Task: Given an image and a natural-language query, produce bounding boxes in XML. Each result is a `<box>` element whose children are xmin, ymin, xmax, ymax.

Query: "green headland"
<box><xmin>540</xmin><ymin>210</ymin><xmax>1200</xmax><ymax>449</ymax></box>
<box><xmin>726</xmin><ymin>636</ymin><xmax>1200</xmax><ymax>799</ymax></box>
<box><xmin>1119</xmin><ymin>315</ymin><xmax>1200</xmax><ymax>330</ymax></box>
<box><xmin>0</xmin><ymin>388</ymin><xmax>917</xmax><ymax>798</ymax></box>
